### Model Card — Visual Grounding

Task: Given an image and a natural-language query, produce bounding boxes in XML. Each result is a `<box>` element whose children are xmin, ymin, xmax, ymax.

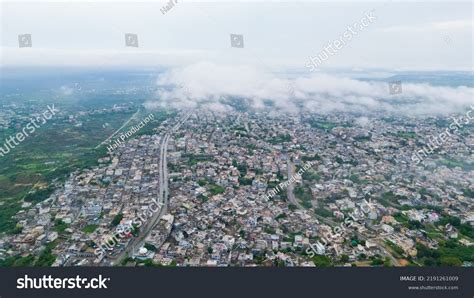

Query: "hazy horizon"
<box><xmin>2</xmin><ymin>1</ymin><xmax>473</xmax><ymax>71</ymax></box>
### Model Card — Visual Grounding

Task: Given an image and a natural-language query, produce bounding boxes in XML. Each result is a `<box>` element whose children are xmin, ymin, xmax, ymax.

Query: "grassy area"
<box><xmin>183</xmin><ymin>154</ymin><xmax>214</xmax><ymax>166</ymax></box>
<box><xmin>301</xmin><ymin>154</ymin><xmax>321</xmax><ymax>162</ymax></box>
<box><xmin>197</xmin><ymin>194</ymin><xmax>209</xmax><ymax>202</ymax></box>
<box><xmin>312</xmin><ymin>255</ymin><xmax>333</xmax><ymax>267</ymax></box>
<box><xmin>268</xmin><ymin>134</ymin><xmax>292</xmax><ymax>144</ymax></box>
<box><xmin>294</xmin><ymin>185</ymin><xmax>313</xmax><ymax>208</ymax></box>
<box><xmin>0</xmin><ymin>111</ymin><xmax>130</xmax><ymax>233</ymax></box>
<box><xmin>349</xmin><ymin>174</ymin><xmax>369</xmax><ymax>184</ymax></box>
<box><xmin>437</xmin><ymin>158</ymin><xmax>474</xmax><ymax>171</ymax></box>
<box><xmin>53</xmin><ymin>220</ymin><xmax>69</xmax><ymax>233</ymax></box>
<box><xmin>83</xmin><ymin>224</ymin><xmax>98</xmax><ymax>234</ymax></box>
<box><xmin>0</xmin><ymin>104</ymin><xmax>172</xmax><ymax>234</ymax></box>
<box><xmin>197</xmin><ymin>179</ymin><xmax>207</xmax><ymax>186</ymax></box>
<box><xmin>288</xmin><ymin>204</ymin><xmax>297</xmax><ymax>211</ymax></box>
<box><xmin>395</xmin><ymin>131</ymin><xmax>417</xmax><ymax>139</ymax></box>
<box><xmin>307</xmin><ymin>119</ymin><xmax>338</xmax><ymax>131</ymax></box>
<box><xmin>385</xmin><ymin>240</ymin><xmax>405</xmax><ymax>258</ymax></box>
<box><xmin>315</xmin><ymin>207</ymin><xmax>333</xmax><ymax>218</ymax></box>
<box><xmin>377</xmin><ymin>191</ymin><xmax>404</xmax><ymax>207</ymax></box>
<box><xmin>416</xmin><ymin>240</ymin><xmax>472</xmax><ymax>266</ymax></box>
<box><xmin>208</xmin><ymin>184</ymin><xmax>225</xmax><ymax>196</ymax></box>
<box><xmin>302</xmin><ymin>170</ymin><xmax>321</xmax><ymax>182</ymax></box>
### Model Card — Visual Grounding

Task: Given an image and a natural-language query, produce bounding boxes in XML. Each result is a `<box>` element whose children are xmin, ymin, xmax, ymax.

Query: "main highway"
<box><xmin>110</xmin><ymin>113</ymin><xmax>190</xmax><ymax>264</ymax></box>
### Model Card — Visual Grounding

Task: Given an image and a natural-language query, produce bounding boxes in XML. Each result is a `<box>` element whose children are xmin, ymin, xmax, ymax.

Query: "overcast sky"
<box><xmin>1</xmin><ymin>0</ymin><xmax>472</xmax><ymax>71</ymax></box>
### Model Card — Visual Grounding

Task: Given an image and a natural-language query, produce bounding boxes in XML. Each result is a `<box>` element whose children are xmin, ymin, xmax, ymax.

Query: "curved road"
<box><xmin>286</xmin><ymin>158</ymin><xmax>401</xmax><ymax>266</ymax></box>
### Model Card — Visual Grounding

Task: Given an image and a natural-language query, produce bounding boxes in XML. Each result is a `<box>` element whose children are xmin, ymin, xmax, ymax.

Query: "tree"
<box><xmin>340</xmin><ymin>254</ymin><xmax>349</xmax><ymax>263</ymax></box>
<box><xmin>371</xmin><ymin>258</ymin><xmax>384</xmax><ymax>266</ymax></box>
<box><xmin>440</xmin><ymin>256</ymin><xmax>462</xmax><ymax>267</ymax></box>
<box><xmin>312</xmin><ymin>255</ymin><xmax>332</xmax><ymax>267</ymax></box>
<box><xmin>144</xmin><ymin>243</ymin><xmax>157</xmax><ymax>251</ymax></box>
<box><xmin>111</xmin><ymin>213</ymin><xmax>123</xmax><ymax>226</ymax></box>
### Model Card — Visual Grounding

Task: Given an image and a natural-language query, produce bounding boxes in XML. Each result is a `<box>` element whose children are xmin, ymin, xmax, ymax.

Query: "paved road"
<box><xmin>111</xmin><ymin>113</ymin><xmax>190</xmax><ymax>264</ymax></box>
<box><xmin>312</xmin><ymin>212</ymin><xmax>400</xmax><ymax>266</ymax></box>
<box><xmin>128</xmin><ymin>115</ymin><xmax>190</xmax><ymax>254</ymax></box>
<box><xmin>109</xmin><ymin>135</ymin><xmax>168</xmax><ymax>264</ymax></box>
<box><xmin>286</xmin><ymin>158</ymin><xmax>304</xmax><ymax>210</ymax></box>
<box><xmin>95</xmin><ymin>109</ymin><xmax>141</xmax><ymax>149</ymax></box>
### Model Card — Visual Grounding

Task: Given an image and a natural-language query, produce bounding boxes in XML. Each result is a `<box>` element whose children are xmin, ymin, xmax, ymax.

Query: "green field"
<box><xmin>0</xmin><ymin>96</ymin><xmax>173</xmax><ymax>234</ymax></box>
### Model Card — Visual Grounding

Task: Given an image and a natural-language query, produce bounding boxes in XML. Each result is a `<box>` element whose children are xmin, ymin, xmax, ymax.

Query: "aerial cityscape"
<box><xmin>0</xmin><ymin>84</ymin><xmax>472</xmax><ymax>267</ymax></box>
<box><xmin>0</xmin><ymin>0</ymin><xmax>472</xmax><ymax>272</ymax></box>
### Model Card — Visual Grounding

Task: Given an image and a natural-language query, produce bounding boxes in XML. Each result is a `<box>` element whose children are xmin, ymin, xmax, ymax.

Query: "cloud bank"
<box><xmin>145</xmin><ymin>62</ymin><xmax>474</xmax><ymax>116</ymax></box>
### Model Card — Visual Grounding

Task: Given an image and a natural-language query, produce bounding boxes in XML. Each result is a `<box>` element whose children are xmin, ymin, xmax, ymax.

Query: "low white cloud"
<box><xmin>355</xmin><ymin>116</ymin><xmax>371</xmax><ymax>127</ymax></box>
<box><xmin>145</xmin><ymin>62</ymin><xmax>474</xmax><ymax>116</ymax></box>
<box><xmin>58</xmin><ymin>85</ymin><xmax>74</xmax><ymax>96</ymax></box>
<box><xmin>1</xmin><ymin>47</ymin><xmax>211</xmax><ymax>67</ymax></box>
